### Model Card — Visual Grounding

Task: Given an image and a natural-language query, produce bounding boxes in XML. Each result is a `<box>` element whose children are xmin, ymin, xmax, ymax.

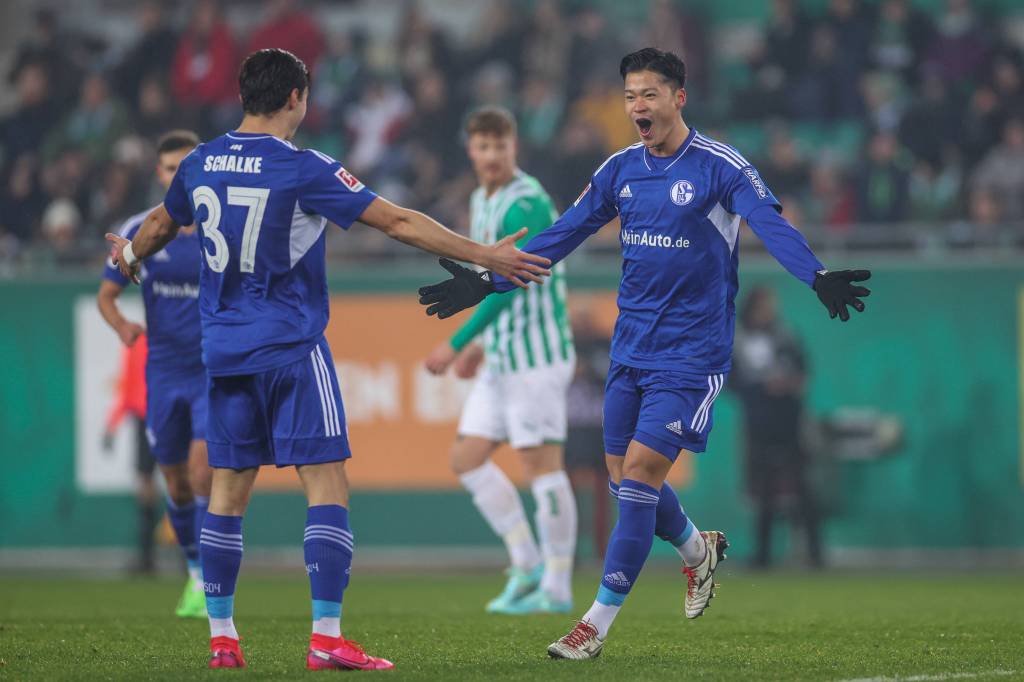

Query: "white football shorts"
<box><xmin>457</xmin><ymin>360</ymin><xmax>575</xmax><ymax>449</ymax></box>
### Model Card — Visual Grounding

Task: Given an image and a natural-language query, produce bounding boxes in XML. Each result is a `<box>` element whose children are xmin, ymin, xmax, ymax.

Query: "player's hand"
<box><xmin>425</xmin><ymin>341</ymin><xmax>458</xmax><ymax>375</ymax></box>
<box><xmin>813</xmin><ymin>269</ymin><xmax>871</xmax><ymax>322</ymax></box>
<box><xmin>418</xmin><ymin>258</ymin><xmax>495</xmax><ymax>319</ymax></box>
<box><xmin>452</xmin><ymin>344</ymin><xmax>484</xmax><ymax>380</ymax></box>
<box><xmin>105</xmin><ymin>232</ymin><xmax>141</xmax><ymax>284</ymax></box>
<box><xmin>480</xmin><ymin>227</ymin><xmax>551</xmax><ymax>288</ymax></box>
<box><xmin>116</xmin><ymin>320</ymin><xmax>146</xmax><ymax>347</ymax></box>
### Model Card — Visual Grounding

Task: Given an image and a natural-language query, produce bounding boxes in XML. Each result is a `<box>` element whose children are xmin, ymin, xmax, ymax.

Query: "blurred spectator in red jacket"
<box><xmin>245</xmin><ymin>0</ymin><xmax>325</xmax><ymax>75</ymax></box>
<box><xmin>170</xmin><ymin>0</ymin><xmax>238</xmax><ymax>108</ymax></box>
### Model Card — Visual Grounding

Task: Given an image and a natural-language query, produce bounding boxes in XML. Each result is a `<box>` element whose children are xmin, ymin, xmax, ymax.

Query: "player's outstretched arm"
<box><xmin>417</xmin><ymin>197</ymin><xmax>616</xmax><ymax>318</ymax></box>
<box><xmin>746</xmin><ymin>206</ymin><xmax>871</xmax><ymax>321</ymax></box>
<box><xmin>358</xmin><ymin>196</ymin><xmax>551</xmax><ymax>288</ymax></box>
<box><xmin>104</xmin><ymin>204</ymin><xmax>181</xmax><ymax>284</ymax></box>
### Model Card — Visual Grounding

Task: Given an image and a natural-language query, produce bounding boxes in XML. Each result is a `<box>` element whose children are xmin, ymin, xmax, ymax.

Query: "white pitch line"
<box><xmin>836</xmin><ymin>671</ymin><xmax>1017</xmax><ymax>682</ymax></box>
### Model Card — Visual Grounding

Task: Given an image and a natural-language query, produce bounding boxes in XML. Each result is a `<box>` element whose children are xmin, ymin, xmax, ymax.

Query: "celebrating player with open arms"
<box><xmin>424</xmin><ymin>107</ymin><xmax>578</xmax><ymax>615</ymax></box>
<box><xmin>418</xmin><ymin>48</ymin><xmax>871</xmax><ymax>660</ymax></box>
<box><xmin>107</xmin><ymin>49</ymin><xmax>550</xmax><ymax>671</ymax></box>
<box><xmin>97</xmin><ymin>130</ymin><xmax>211</xmax><ymax>619</ymax></box>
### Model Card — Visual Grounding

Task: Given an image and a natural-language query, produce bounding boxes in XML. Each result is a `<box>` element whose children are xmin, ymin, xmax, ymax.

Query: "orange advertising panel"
<box><xmin>256</xmin><ymin>293</ymin><xmax>691</xmax><ymax>490</ymax></box>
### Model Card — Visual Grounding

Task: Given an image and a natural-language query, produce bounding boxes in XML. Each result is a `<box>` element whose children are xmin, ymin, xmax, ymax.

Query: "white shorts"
<box><xmin>457</xmin><ymin>361</ymin><xmax>575</xmax><ymax>449</ymax></box>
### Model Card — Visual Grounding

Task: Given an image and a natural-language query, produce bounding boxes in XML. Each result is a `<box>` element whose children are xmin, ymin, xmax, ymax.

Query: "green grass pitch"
<box><xmin>1</xmin><ymin>569</ymin><xmax>1022</xmax><ymax>681</ymax></box>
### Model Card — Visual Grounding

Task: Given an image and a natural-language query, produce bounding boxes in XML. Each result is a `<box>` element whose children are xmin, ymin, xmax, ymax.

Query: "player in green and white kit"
<box><xmin>425</xmin><ymin>107</ymin><xmax>577</xmax><ymax>614</ymax></box>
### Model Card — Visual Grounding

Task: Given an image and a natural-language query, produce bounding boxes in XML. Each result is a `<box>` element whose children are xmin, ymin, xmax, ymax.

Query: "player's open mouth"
<box><xmin>636</xmin><ymin>118</ymin><xmax>653</xmax><ymax>139</ymax></box>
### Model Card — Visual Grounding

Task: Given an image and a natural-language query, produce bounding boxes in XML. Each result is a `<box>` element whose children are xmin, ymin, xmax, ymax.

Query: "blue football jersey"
<box><xmin>104</xmin><ymin>207</ymin><xmax>203</xmax><ymax>371</ymax></box>
<box><xmin>162</xmin><ymin>131</ymin><xmax>377</xmax><ymax>376</ymax></box>
<box><xmin>493</xmin><ymin>128</ymin><xmax>823</xmax><ymax>376</ymax></box>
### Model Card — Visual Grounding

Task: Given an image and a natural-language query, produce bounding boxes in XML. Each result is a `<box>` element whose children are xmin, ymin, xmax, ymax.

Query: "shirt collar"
<box><xmin>643</xmin><ymin>127</ymin><xmax>697</xmax><ymax>173</ymax></box>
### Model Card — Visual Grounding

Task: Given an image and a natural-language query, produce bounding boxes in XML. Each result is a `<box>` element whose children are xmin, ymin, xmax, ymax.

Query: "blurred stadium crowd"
<box><xmin>0</xmin><ymin>0</ymin><xmax>1022</xmax><ymax>268</ymax></box>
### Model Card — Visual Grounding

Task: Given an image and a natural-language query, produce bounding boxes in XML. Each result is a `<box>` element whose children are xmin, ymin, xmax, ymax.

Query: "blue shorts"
<box><xmin>603</xmin><ymin>362</ymin><xmax>726</xmax><ymax>461</ymax></box>
<box><xmin>145</xmin><ymin>364</ymin><xmax>208</xmax><ymax>466</ymax></box>
<box><xmin>207</xmin><ymin>337</ymin><xmax>351</xmax><ymax>470</ymax></box>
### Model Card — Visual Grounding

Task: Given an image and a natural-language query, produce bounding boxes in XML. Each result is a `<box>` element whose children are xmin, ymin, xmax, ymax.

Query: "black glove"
<box><xmin>418</xmin><ymin>258</ymin><xmax>495</xmax><ymax>319</ymax></box>
<box><xmin>813</xmin><ymin>269</ymin><xmax>871</xmax><ymax>321</ymax></box>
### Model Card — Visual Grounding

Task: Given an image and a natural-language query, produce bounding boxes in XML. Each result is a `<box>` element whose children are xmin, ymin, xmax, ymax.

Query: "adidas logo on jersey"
<box><xmin>619</xmin><ymin>184</ymin><xmax>632</xmax><ymax>198</ymax></box>
<box><xmin>603</xmin><ymin>571</ymin><xmax>630</xmax><ymax>587</ymax></box>
<box><xmin>666</xmin><ymin>420</ymin><xmax>683</xmax><ymax>435</ymax></box>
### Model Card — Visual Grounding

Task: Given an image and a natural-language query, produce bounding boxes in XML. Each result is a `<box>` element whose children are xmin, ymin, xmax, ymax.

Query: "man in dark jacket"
<box><xmin>732</xmin><ymin>286</ymin><xmax>822</xmax><ymax>568</ymax></box>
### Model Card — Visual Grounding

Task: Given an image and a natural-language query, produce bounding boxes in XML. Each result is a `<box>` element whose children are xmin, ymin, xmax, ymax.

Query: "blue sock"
<box><xmin>166</xmin><ymin>497</ymin><xmax>199</xmax><ymax>568</ymax></box>
<box><xmin>304</xmin><ymin>505</ymin><xmax>353</xmax><ymax>638</ymax></box>
<box><xmin>652</xmin><ymin>482</ymin><xmax>692</xmax><ymax>544</ymax></box>
<box><xmin>200</xmin><ymin>512</ymin><xmax>243</xmax><ymax>637</ymax></box>
<box><xmin>609</xmin><ymin>479</ymin><xmax>692</xmax><ymax>547</ymax></box>
<box><xmin>192</xmin><ymin>496</ymin><xmax>209</xmax><ymax>579</ymax></box>
<box><xmin>598</xmin><ymin>479</ymin><xmax>659</xmax><ymax>601</ymax></box>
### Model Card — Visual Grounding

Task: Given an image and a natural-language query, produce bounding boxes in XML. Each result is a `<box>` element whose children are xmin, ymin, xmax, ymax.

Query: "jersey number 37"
<box><xmin>192</xmin><ymin>185</ymin><xmax>270</xmax><ymax>274</ymax></box>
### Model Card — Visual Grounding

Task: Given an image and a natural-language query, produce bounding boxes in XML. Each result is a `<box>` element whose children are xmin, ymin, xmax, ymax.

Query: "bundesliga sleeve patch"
<box><xmin>335</xmin><ymin>167</ymin><xmax>365</xmax><ymax>192</ymax></box>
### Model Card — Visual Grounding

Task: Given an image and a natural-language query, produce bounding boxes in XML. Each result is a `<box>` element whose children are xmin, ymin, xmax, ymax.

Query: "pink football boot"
<box><xmin>208</xmin><ymin>636</ymin><xmax>246</xmax><ymax>668</ymax></box>
<box><xmin>306</xmin><ymin>633</ymin><xmax>394</xmax><ymax>671</ymax></box>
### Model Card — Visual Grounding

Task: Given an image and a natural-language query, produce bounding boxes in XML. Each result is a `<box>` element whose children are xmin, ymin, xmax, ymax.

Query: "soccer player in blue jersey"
<box><xmin>97</xmin><ymin>129</ymin><xmax>211</xmax><ymax>619</ymax></box>
<box><xmin>418</xmin><ymin>48</ymin><xmax>871</xmax><ymax>659</ymax></box>
<box><xmin>106</xmin><ymin>48</ymin><xmax>550</xmax><ymax>671</ymax></box>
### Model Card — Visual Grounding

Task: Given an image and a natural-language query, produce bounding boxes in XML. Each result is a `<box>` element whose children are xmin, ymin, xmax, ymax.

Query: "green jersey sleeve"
<box><xmin>450</xmin><ymin>291</ymin><xmax>516</xmax><ymax>351</ymax></box>
<box><xmin>501</xmin><ymin>195</ymin><xmax>556</xmax><ymax>243</ymax></box>
<box><xmin>449</xmin><ymin>194</ymin><xmax>555</xmax><ymax>351</ymax></box>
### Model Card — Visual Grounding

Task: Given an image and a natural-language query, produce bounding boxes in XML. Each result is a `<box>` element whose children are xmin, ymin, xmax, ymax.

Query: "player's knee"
<box><xmin>451</xmin><ymin>436</ymin><xmax>500</xmax><ymax>476</ymax></box>
<box><xmin>519</xmin><ymin>445</ymin><xmax>562</xmax><ymax>480</ymax></box>
<box><xmin>621</xmin><ymin>457</ymin><xmax>665</xmax><ymax>486</ymax></box>
<box><xmin>519</xmin><ymin>458</ymin><xmax>540</xmax><ymax>481</ymax></box>
<box><xmin>186</xmin><ymin>441</ymin><xmax>212</xmax><ymax>495</ymax></box>
<box><xmin>604</xmin><ymin>455</ymin><xmax>624</xmax><ymax>484</ymax></box>
<box><xmin>215</xmin><ymin>489</ymin><xmax>253</xmax><ymax>516</ymax></box>
<box><xmin>163</xmin><ymin>469</ymin><xmax>193</xmax><ymax>505</ymax></box>
<box><xmin>450</xmin><ymin>448</ymin><xmax>477</xmax><ymax>476</ymax></box>
<box><xmin>189</xmin><ymin>461</ymin><xmax>212</xmax><ymax>497</ymax></box>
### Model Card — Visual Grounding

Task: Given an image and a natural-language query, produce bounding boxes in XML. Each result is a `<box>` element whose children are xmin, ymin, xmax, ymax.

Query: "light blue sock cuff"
<box><xmin>670</xmin><ymin>518</ymin><xmax>696</xmax><ymax>547</ymax></box>
<box><xmin>312</xmin><ymin>599</ymin><xmax>342</xmax><ymax>620</ymax></box>
<box><xmin>206</xmin><ymin>595</ymin><xmax>234</xmax><ymax>619</ymax></box>
<box><xmin>194</xmin><ymin>496</ymin><xmax>210</xmax><ymax>507</ymax></box>
<box><xmin>596</xmin><ymin>585</ymin><xmax>627</xmax><ymax>607</ymax></box>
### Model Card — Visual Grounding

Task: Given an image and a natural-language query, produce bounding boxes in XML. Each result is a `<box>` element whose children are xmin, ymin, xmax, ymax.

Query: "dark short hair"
<box><xmin>465</xmin><ymin>106</ymin><xmax>517</xmax><ymax>138</ymax></box>
<box><xmin>238</xmin><ymin>48</ymin><xmax>310</xmax><ymax>116</ymax></box>
<box><xmin>156</xmin><ymin>129</ymin><xmax>200</xmax><ymax>155</ymax></box>
<box><xmin>619</xmin><ymin>47</ymin><xmax>687</xmax><ymax>89</ymax></box>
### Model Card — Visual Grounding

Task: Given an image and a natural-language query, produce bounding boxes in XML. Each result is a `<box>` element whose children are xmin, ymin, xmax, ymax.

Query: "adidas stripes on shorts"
<box><xmin>206</xmin><ymin>336</ymin><xmax>351</xmax><ymax>469</ymax></box>
<box><xmin>602</xmin><ymin>361</ymin><xmax>726</xmax><ymax>460</ymax></box>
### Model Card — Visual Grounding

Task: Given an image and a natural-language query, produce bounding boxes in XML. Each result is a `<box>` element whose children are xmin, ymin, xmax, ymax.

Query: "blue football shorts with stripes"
<box><xmin>145</xmin><ymin>364</ymin><xmax>208</xmax><ymax>466</ymax></box>
<box><xmin>603</xmin><ymin>361</ymin><xmax>727</xmax><ymax>461</ymax></box>
<box><xmin>206</xmin><ymin>336</ymin><xmax>351</xmax><ymax>469</ymax></box>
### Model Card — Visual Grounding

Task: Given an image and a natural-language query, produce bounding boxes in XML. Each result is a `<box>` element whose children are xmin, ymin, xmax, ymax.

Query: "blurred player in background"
<box><xmin>101</xmin><ymin>334</ymin><xmax>158</xmax><ymax>574</ymax></box>
<box><xmin>107</xmin><ymin>48</ymin><xmax>550</xmax><ymax>671</ymax></box>
<box><xmin>418</xmin><ymin>47</ymin><xmax>871</xmax><ymax>659</ymax></box>
<box><xmin>424</xmin><ymin>107</ymin><xmax>577</xmax><ymax>615</ymax></box>
<box><xmin>97</xmin><ymin>129</ymin><xmax>210</xmax><ymax>619</ymax></box>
